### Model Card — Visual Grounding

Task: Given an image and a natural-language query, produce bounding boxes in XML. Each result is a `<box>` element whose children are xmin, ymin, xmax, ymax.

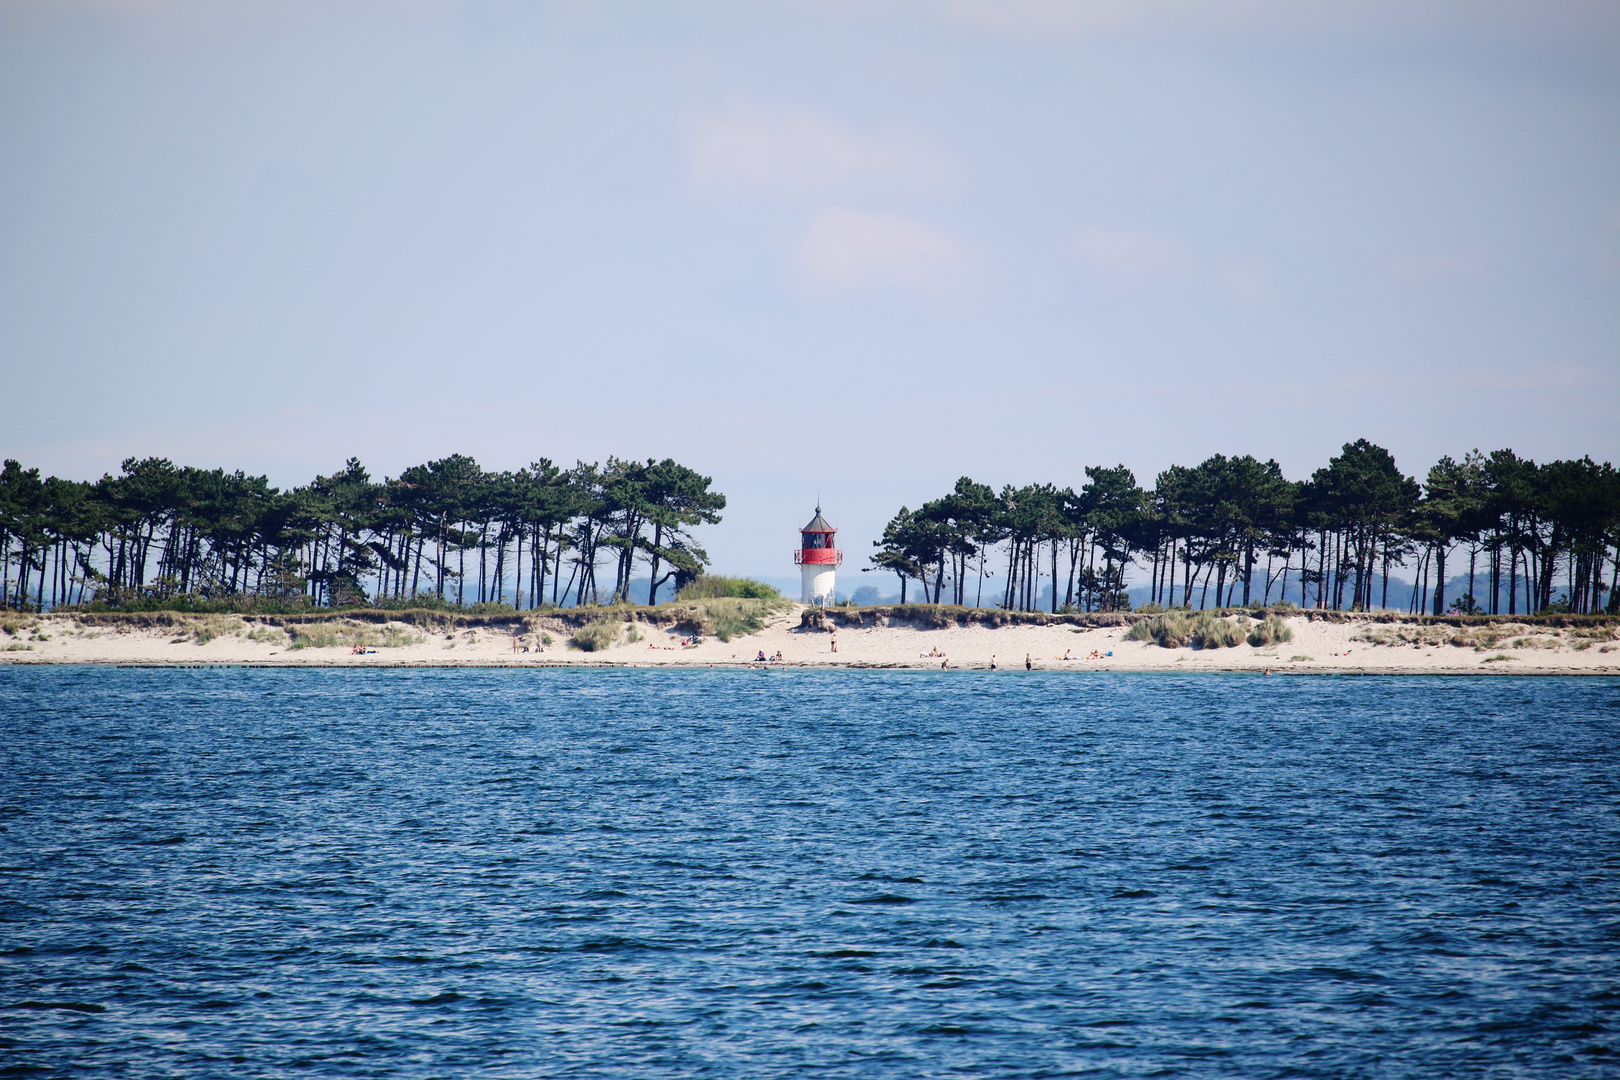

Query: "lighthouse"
<box><xmin>794</xmin><ymin>505</ymin><xmax>842</xmax><ymax>606</ymax></box>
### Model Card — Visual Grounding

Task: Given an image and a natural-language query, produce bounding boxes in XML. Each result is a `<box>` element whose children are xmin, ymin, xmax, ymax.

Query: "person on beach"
<box><xmin>1025</xmin><ymin>653</ymin><xmax>1032</xmax><ymax>671</ymax></box>
<box><xmin>990</xmin><ymin>655</ymin><xmax>997</xmax><ymax>670</ymax></box>
<box><xmin>830</xmin><ymin>632</ymin><xmax>838</xmax><ymax>654</ymax></box>
<box><xmin>941</xmin><ymin>657</ymin><xmax>948</xmax><ymax>670</ymax></box>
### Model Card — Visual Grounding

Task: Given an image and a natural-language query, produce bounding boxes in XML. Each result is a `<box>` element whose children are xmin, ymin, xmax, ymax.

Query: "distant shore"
<box><xmin>3</xmin><ymin>606</ymin><xmax>1616</xmax><ymax>675</ymax></box>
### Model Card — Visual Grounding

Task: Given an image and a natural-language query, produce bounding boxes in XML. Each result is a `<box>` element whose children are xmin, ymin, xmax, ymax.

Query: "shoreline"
<box><xmin>15</xmin><ymin>663</ymin><xmax>1613</xmax><ymax>677</ymax></box>
<box><xmin>3</xmin><ymin>607</ymin><xmax>1616</xmax><ymax>675</ymax></box>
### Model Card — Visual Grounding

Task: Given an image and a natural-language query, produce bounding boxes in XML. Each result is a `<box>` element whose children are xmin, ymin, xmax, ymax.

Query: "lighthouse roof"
<box><xmin>801</xmin><ymin>507</ymin><xmax>835</xmax><ymax>534</ymax></box>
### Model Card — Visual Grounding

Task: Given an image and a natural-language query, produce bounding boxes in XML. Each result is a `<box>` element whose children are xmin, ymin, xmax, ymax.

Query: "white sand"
<box><xmin>4</xmin><ymin>608</ymin><xmax>1617</xmax><ymax>674</ymax></box>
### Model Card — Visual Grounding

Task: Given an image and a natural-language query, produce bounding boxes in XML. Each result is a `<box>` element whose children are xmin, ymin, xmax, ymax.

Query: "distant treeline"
<box><xmin>0</xmin><ymin>455</ymin><xmax>724</xmax><ymax>612</ymax></box>
<box><xmin>872</xmin><ymin>441</ymin><xmax>1619</xmax><ymax>616</ymax></box>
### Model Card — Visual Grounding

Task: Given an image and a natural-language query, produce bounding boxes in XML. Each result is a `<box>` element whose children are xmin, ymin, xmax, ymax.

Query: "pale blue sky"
<box><xmin>2</xmin><ymin>0</ymin><xmax>1617</xmax><ymax>578</ymax></box>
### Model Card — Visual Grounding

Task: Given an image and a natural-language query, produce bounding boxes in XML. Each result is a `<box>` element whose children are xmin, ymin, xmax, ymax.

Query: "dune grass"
<box><xmin>1124</xmin><ymin>611</ymin><xmax>1251</xmax><ymax>649</ymax></box>
<box><xmin>571</xmin><ymin>617</ymin><xmax>623</xmax><ymax>652</ymax></box>
<box><xmin>666</xmin><ymin>597</ymin><xmax>788</xmax><ymax>642</ymax></box>
<box><xmin>285</xmin><ymin>621</ymin><xmax>425</xmax><ymax>651</ymax></box>
<box><xmin>1245</xmin><ymin>614</ymin><xmax>1294</xmax><ymax>647</ymax></box>
<box><xmin>675</xmin><ymin>576</ymin><xmax>783</xmax><ymax>601</ymax></box>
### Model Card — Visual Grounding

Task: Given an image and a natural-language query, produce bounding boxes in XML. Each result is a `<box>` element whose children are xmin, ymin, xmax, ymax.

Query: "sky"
<box><xmin>2</xmin><ymin>0</ymin><xmax>1617</xmax><ymax>581</ymax></box>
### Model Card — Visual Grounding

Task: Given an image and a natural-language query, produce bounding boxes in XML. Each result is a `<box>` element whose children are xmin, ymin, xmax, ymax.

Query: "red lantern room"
<box><xmin>793</xmin><ymin>504</ymin><xmax>842</xmax><ymax>604</ymax></box>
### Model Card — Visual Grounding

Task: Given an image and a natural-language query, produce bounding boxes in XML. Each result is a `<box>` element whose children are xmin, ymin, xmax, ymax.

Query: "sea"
<box><xmin>2</xmin><ymin>667</ymin><xmax>1617</xmax><ymax>1078</ymax></box>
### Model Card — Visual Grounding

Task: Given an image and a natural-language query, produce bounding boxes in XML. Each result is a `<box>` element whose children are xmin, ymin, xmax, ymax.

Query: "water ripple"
<box><xmin>1</xmin><ymin>667</ymin><xmax>1617</xmax><ymax>1077</ymax></box>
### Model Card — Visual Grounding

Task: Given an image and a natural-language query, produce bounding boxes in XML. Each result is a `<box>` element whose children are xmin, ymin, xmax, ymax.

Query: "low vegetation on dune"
<box><xmin>1</xmin><ymin>613</ymin><xmax>37</xmax><ymax>636</ymax></box>
<box><xmin>1245</xmin><ymin>614</ymin><xmax>1294</xmax><ymax>647</ymax></box>
<box><xmin>285</xmin><ymin>621</ymin><xmax>423</xmax><ymax>651</ymax></box>
<box><xmin>565</xmin><ymin>577</ymin><xmax>791</xmax><ymax>649</ymax></box>
<box><xmin>669</xmin><ymin>597</ymin><xmax>785</xmax><ymax>642</ymax></box>
<box><xmin>655</xmin><ymin>577</ymin><xmax>790</xmax><ymax>642</ymax></box>
<box><xmin>673</xmin><ymin>576</ymin><xmax>782</xmax><ymax>601</ymax></box>
<box><xmin>1125</xmin><ymin>612</ymin><xmax>1290</xmax><ymax>650</ymax></box>
<box><xmin>570</xmin><ymin>617</ymin><xmax>623</xmax><ymax>652</ymax></box>
<box><xmin>1355</xmin><ymin>622</ymin><xmax>1618</xmax><ymax>652</ymax></box>
<box><xmin>167</xmin><ymin>614</ymin><xmax>245</xmax><ymax>645</ymax></box>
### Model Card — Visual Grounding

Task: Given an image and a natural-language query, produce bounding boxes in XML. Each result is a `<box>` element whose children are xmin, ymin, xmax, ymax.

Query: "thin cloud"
<box><xmin>1389</xmin><ymin>246</ymin><xmax>1490</xmax><ymax>283</ymax></box>
<box><xmin>944</xmin><ymin>0</ymin><xmax>1137</xmax><ymax>37</ymax></box>
<box><xmin>1594</xmin><ymin>207</ymin><xmax>1620</xmax><ymax>279</ymax></box>
<box><xmin>687</xmin><ymin>103</ymin><xmax>962</xmax><ymax>200</ymax></box>
<box><xmin>796</xmin><ymin>208</ymin><xmax>974</xmax><ymax>296</ymax></box>
<box><xmin>1216</xmin><ymin>258</ymin><xmax>1275</xmax><ymax>305</ymax></box>
<box><xmin>1071</xmin><ymin>228</ymin><xmax>1193</xmax><ymax>287</ymax></box>
<box><xmin>863</xmin><ymin>0</ymin><xmax>1620</xmax><ymax>46</ymax></box>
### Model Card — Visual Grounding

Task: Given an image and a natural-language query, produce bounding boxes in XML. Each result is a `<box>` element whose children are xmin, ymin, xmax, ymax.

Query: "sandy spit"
<box><xmin>2</xmin><ymin>607</ymin><xmax>1617</xmax><ymax>675</ymax></box>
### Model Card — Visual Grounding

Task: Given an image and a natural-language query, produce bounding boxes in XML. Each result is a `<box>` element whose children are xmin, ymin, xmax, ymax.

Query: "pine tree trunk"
<box><xmin>1432</xmin><ymin>542</ymin><xmax>1447</xmax><ymax>616</ymax></box>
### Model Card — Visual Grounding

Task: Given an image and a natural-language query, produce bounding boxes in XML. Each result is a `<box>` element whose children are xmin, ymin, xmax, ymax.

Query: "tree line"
<box><xmin>0</xmin><ymin>455</ymin><xmax>724</xmax><ymax>612</ymax></box>
<box><xmin>870</xmin><ymin>440</ymin><xmax>1620</xmax><ymax>616</ymax></box>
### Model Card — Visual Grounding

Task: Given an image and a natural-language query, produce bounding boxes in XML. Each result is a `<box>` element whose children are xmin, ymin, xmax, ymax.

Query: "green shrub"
<box><xmin>663</xmin><ymin>592</ymin><xmax>789</xmax><ymax>642</ymax></box>
<box><xmin>287</xmin><ymin>627</ymin><xmax>342</xmax><ymax>650</ymax></box>
<box><xmin>1125</xmin><ymin>613</ymin><xmax>1190</xmax><ymax>647</ymax></box>
<box><xmin>1192</xmin><ymin>614</ymin><xmax>1246</xmax><ymax>649</ymax></box>
<box><xmin>1124</xmin><ymin>617</ymin><xmax>1162</xmax><ymax>642</ymax></box>
<box><xmin>1246</xmin><ymin>614</ymin><xmax>1294</xmax><ymax>647</ymax></box>
<box><xmin>189</xmin><ymin>615</ymin><xmax>244</xmax><ymax>645</ymax></box>
<box><xmin>571</xmin><ymin>618</ymin><xmax>622</xmax><ymax>652</ymax></box>
<box><xmin>711</xmin><ymin>609</ymin><xmax>764</xmax><ymax>642</ymax></box>
<box><xmin>1125</xmin><ymin>611</ymin><xmax>1247</xmax><ymax>648</ymax></box>
<box><xmin>675</xmin><ymin>576</ymin><xmax>782</xmax><ymax>601</ymax></box>
<box><xmin>286</xmin><ymin>621</ymin><xmax>423</xmax><ymax>650</ymax></box>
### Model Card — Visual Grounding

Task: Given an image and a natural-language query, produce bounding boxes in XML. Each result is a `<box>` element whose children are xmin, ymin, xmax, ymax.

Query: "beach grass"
<box><xmin>665</xmin><ymin>596</ymin><xmax>790</xmax><ymax>642</ymax></box>
<box><xmin>1246</xmin><ymin>614</ymin><xmax>1294</xmax><ymax>647</ymax></box>
<box><xmin>285</xmin><ymin>621</ymin><xmax>425</xmax><ymax>651</ymax></box>
<box><xmin>1124</xmin><ymin>611</ymin><xmax>1250</xmax><ymax>649</ymax></box>
<box><xmin>571</xmin><ymin>617</ymin><xmax>623</xmax><ymax>652</ymax></box>
<box><xmin>675</xmin><ymin>576</ymin><xmax>783</xmax><ymax>601</ymax></box>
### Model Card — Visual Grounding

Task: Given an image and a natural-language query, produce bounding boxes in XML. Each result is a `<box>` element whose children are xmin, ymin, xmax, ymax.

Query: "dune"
<box><xmin>3</xmin><ymin>607</ymin><xmax>1617</xmax><ymax>675</ymax></box>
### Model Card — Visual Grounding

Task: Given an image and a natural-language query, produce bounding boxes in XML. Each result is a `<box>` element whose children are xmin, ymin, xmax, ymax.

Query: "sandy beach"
<box><xmin>3</xmin><ymin>607</ymin><xmax>1617</xmax><ymax>675</ymax></box>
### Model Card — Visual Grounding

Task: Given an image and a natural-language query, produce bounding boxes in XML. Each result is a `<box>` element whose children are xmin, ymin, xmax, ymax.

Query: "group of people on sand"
<box><xmin>349</xmin><ymin>644</ymin><xmax>376</xmax><ymax>656</ymax></box>
<box><xmin>1058</xmin><ymin>648</ymin><xmax>1111</xmax><ymax>661</ymax></box>
<box><xmin>754</xmin><ymin>650</ymin><xmax>785</xmax><ymax>663</ymax></box>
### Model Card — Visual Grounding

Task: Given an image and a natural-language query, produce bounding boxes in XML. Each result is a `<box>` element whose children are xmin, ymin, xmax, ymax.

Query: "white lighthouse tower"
<box><xmin>794</xmin><ymin>505</ymin><xmax>842</xmax><ymax>606</ymax></box>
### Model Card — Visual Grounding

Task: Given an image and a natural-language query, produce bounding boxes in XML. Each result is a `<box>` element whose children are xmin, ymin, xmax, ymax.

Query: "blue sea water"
<box><xmin>1</xmin><ymin>668</ymin><xmax>1617</xmax><ymax>1078</ymax></box>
